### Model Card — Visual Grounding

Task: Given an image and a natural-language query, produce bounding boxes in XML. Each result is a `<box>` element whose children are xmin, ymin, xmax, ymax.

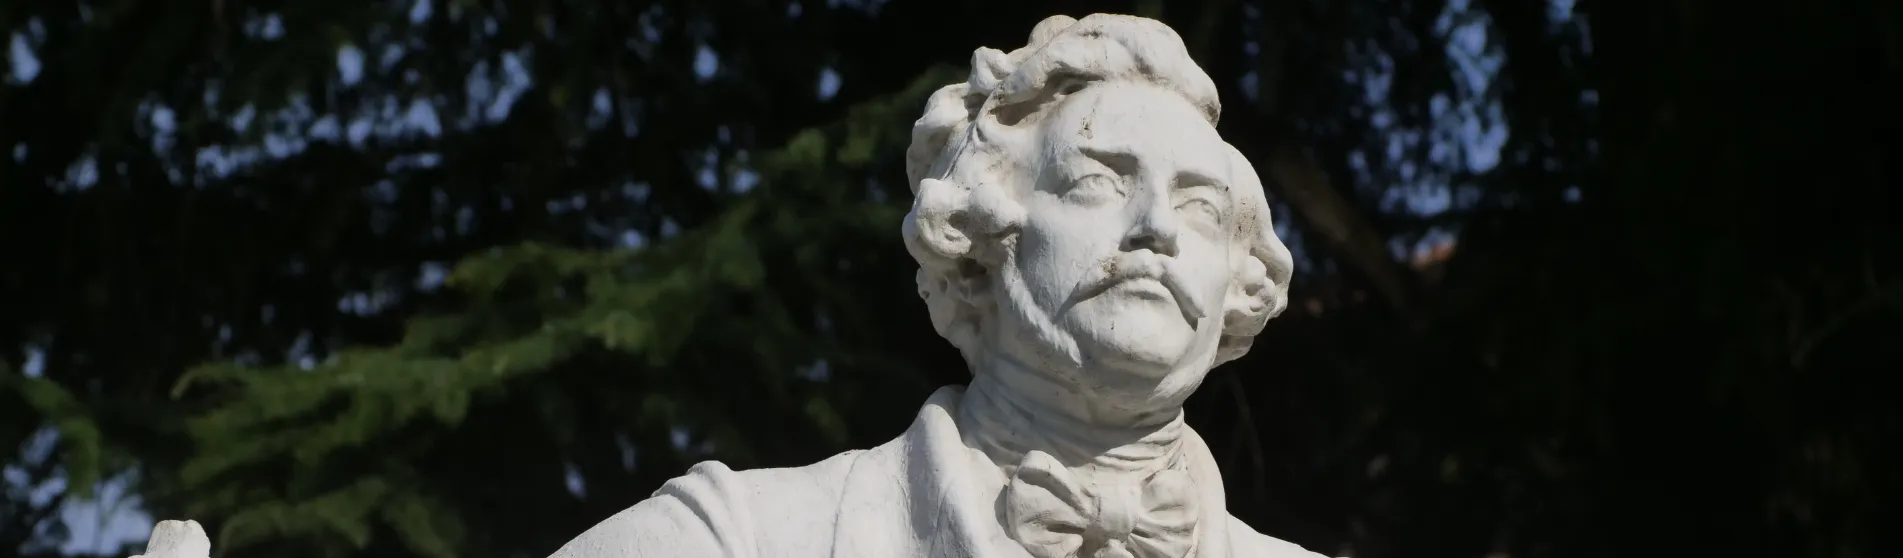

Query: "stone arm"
<box><xmin>125</xmin><ymin>456</ymin><xmax>854</xmax><ymax>558</ymax></box>
<box><xmin>549</xmin><ymin>454</ymin><xmax>859</xmax><ymax>558</ymax></box>
<box><xmin>122</xmin><ymin>498</ymin><xmax>737</xmax><ymax>558</ymax></box>
<box><xmin>548</xmin><ymin>462</ymin><xmax>758</xmax><ymax>558</ymax></box>
<box><xmin>122</xmin><ymin>476</ymin><xmax>747</xmax><ymax>558</ymax></box>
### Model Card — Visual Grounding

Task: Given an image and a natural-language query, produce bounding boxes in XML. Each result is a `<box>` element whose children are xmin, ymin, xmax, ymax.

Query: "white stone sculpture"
<box><xmin>136</xmin><ymin>13</ymin><xmax>1329</xmax><ymax>558</ymax></box>
<box><xmin>551</xmin><ymin>12</ymin><xmax>1322</xmax><ymax>558</ymax></box>
<box><xmin>129</xmin><ymin>520</ymin><xmax>211</xmax><ymax>558</ymax></box>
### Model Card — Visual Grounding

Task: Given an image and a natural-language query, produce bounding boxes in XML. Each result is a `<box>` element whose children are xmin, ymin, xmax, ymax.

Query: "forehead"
<box><xmin>1039</xmin><ymin>83</ymin><xmax>1230</xmax><ymax>176</ymax></box>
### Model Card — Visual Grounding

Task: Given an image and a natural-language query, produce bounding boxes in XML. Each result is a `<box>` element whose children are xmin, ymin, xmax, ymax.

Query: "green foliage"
<box><xmin>146</xmin><ymin>66</ymin><xmax>960</xmax><ymax>556</ymax></box>
<box><xmin>2</xmin><ymin>1</ymin><xmax>1897</xmax><ymax>558</ymax></box>
<box><xmin>3</xmin><ymin>373</ymin><xmax>102</xmax><ymax>500</ymax></box>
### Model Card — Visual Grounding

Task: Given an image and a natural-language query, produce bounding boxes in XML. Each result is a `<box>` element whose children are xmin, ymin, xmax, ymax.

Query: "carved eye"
<box><xmin>1062</xmin><ymin>174</ymin><xmax>1124</xmax><ymax>206</ymax></box>
<box><xmin>1177</xmin><ymin>197</ymin><xmax>1223</xmax><ymax>223</ymax></box>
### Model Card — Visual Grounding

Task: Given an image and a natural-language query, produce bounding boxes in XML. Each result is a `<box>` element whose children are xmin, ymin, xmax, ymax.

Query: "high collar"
<box><xmin>831</xmin><ymin>386</ymin><xmax>1236</xmax><ymax>558</ymax></box>
<box><xmin>957</xmin><ymin>368</ymin><xmax>1190</xmax><ymax>482</ymax></box>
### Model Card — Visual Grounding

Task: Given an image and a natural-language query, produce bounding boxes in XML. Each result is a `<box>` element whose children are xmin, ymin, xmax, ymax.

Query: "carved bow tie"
<box><xmin>1002</xmin><ymin>451</ymin><xmax>1201</xmax><ymax>558</ymax></box>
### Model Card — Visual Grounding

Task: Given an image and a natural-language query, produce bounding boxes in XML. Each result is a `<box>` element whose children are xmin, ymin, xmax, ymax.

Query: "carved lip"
<box><xmin>1109</xmin><ymin>277</ymin><xmax>1173</xmax><ymax>300</ymax></box>
<box><xmin>1061</xmin><ymin>252</ymin><xmax>1207</xmax><ymax>327</ymax></box>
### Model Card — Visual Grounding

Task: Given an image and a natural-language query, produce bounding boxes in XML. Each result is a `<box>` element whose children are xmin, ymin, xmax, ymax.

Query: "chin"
<box><xmin>1074</xmin><ymin>340</ymin><xmax>1211</xmax><ymax>412</ymax></box>
<box><xmin>1067</xmin><ymin>307</ymin><xmax>1198</xmax><ymax>377</ymax></box>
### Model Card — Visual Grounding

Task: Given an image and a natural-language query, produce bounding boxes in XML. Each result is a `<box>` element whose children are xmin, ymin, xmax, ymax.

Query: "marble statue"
<box><xmin>551</xmin><ymin>12</ymin><xmax>1319</xmax><ymax>558</ymax></box>
<box><xmin>129</xmin><ymin>12</ymin><xmax>1326</xmax><ymax>558</ymax></box>
<box><xmin>130</xmin><ymin>520</ymin><xmax>211</xmax><ymax>558</ymax></box>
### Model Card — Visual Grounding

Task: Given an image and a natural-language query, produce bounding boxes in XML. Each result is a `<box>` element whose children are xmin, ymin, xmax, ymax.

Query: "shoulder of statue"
<box><xmin>548</xmin><ymin>449</ymin><xmax>874</xmax><ymax>558</ymax></box>
<box><xmin>664</xmin><ymin>446</ymin><xmax>868</xmax><ymax>503</ymax></box>
<box><xmin>705</xmin><ymin>447</ymin><xmax>867</xmax><ymax>488</ymax></box>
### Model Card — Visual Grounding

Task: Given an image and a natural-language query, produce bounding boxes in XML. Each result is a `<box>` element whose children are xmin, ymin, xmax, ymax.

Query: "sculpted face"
<box><xmin>994</xmin><ymin>82</ymin><xmax>1237</xmax><ymax>393</ymax></box>
<box><xmin>901</xmin><ymin>14</ymin><xmax>1293</xmax><ymax>416</ymax></box>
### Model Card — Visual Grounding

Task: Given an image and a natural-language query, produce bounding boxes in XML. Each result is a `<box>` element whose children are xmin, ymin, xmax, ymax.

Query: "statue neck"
<box><xmin>956</xmin><ymin>352</ymin><xmax>1188</xmax><ymax>480</ymax></box>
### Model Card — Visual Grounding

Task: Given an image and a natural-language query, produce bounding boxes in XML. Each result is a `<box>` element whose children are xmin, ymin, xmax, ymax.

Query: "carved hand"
<box><xmin>129</xmin><ymin>520</ymin><xmax>211</xmax><ymax>558</ymax></box>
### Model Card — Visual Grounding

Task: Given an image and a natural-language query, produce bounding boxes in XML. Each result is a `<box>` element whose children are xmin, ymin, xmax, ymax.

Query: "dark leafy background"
<box><xmin>2</xmin><ymin>0</ymin><xmax>1897</xmax><ymax>557</ymax></box>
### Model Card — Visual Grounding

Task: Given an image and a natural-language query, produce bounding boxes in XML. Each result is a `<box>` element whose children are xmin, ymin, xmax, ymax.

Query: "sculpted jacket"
<box><xmin>549</xmin><ymin>387</ymin><xmax>1329</xmax><ymax>558</ymax></box>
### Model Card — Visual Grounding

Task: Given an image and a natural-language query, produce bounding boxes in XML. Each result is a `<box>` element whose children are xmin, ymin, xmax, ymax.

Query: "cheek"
<box><xmin>1022</xmin><ymin>204</ymin><xmax>1132</xmax><ymax>283</ymax></box>
<box><xmin>1181</xmin><ymin>236</ymin><xmax>1236</xmax><ymax>296</ymax></box>
<box><xmin>1016</xmin><ymin>209</ymin><xmax>1092</xmax><ymax>296</ymax></box>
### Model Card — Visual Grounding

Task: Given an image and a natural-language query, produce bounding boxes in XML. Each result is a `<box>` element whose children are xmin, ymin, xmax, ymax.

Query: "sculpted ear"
<box><xmin>903</xmin><ymin>177</ymin><xmax>1023</xmax><ymax>354</ymax></box>
<box><xmin>904</xmin><ymin>178</ymin><xmax>974</xmax><ymax>261</ymax></box>
<box><xmin>1215</xmin><ymin>145</ymin><xmax>1295</xmax><ymax>365</ymax></box>
<box><xmin>903</xmin><ymin>177</ymin><xmax>1025</xmax><ymax>265</ymax></box>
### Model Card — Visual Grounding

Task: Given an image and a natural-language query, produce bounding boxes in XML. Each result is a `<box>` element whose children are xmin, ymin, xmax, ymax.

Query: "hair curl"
<box><xmin>901</xmin><ymin>13</ymin><xmax>1294</xmax><ymax>367</ymax></box>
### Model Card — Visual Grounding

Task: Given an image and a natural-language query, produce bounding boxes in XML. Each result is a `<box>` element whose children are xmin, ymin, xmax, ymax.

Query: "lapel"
<box><xmin>830</xmin><ymin>387</ymin><xmax>1237</xmax><ymax>558</ymax></box>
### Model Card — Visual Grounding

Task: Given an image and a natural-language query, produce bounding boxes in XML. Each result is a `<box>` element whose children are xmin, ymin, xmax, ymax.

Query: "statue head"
<box><xmin>902</xmin><ymin>14</ymin><xmax>1294</xmax><ymax>412</ymax></box>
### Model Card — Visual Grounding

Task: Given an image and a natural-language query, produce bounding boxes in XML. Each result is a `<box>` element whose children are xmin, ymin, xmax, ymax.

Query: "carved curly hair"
<box><xmin>900</xmin><ymin>14</ymin><xmax>1295</xmax><ymax>367</ymax></box>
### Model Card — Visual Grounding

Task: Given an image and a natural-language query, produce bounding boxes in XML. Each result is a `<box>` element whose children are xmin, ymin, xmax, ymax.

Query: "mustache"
<box><xmin>1059</xmin><ymin>251</ymin><xmax>1207</xmax><ymax>327</ymax></box>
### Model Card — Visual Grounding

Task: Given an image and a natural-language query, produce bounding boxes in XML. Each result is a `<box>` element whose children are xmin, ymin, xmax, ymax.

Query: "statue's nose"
<box><xmin>1122</xmin><ymin>186</ymin><xmax>1180</xmax><ymax>257</ymax></box>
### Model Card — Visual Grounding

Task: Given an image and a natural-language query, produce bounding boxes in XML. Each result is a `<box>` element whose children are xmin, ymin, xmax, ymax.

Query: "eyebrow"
<box><xmin>1075</xmin><ymin>144</ymin><xmax>1229</xmax><ymax>191</ymax></box>
<box><xmin>1174</xmin><ymin>168</ymin><xmax>1229</xmax><ymax>191</ymax></box>
<box><xmin>1077</xmin><ymin>146</ymin><xmax>1140</xmax><ymax>176</ymax></box>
